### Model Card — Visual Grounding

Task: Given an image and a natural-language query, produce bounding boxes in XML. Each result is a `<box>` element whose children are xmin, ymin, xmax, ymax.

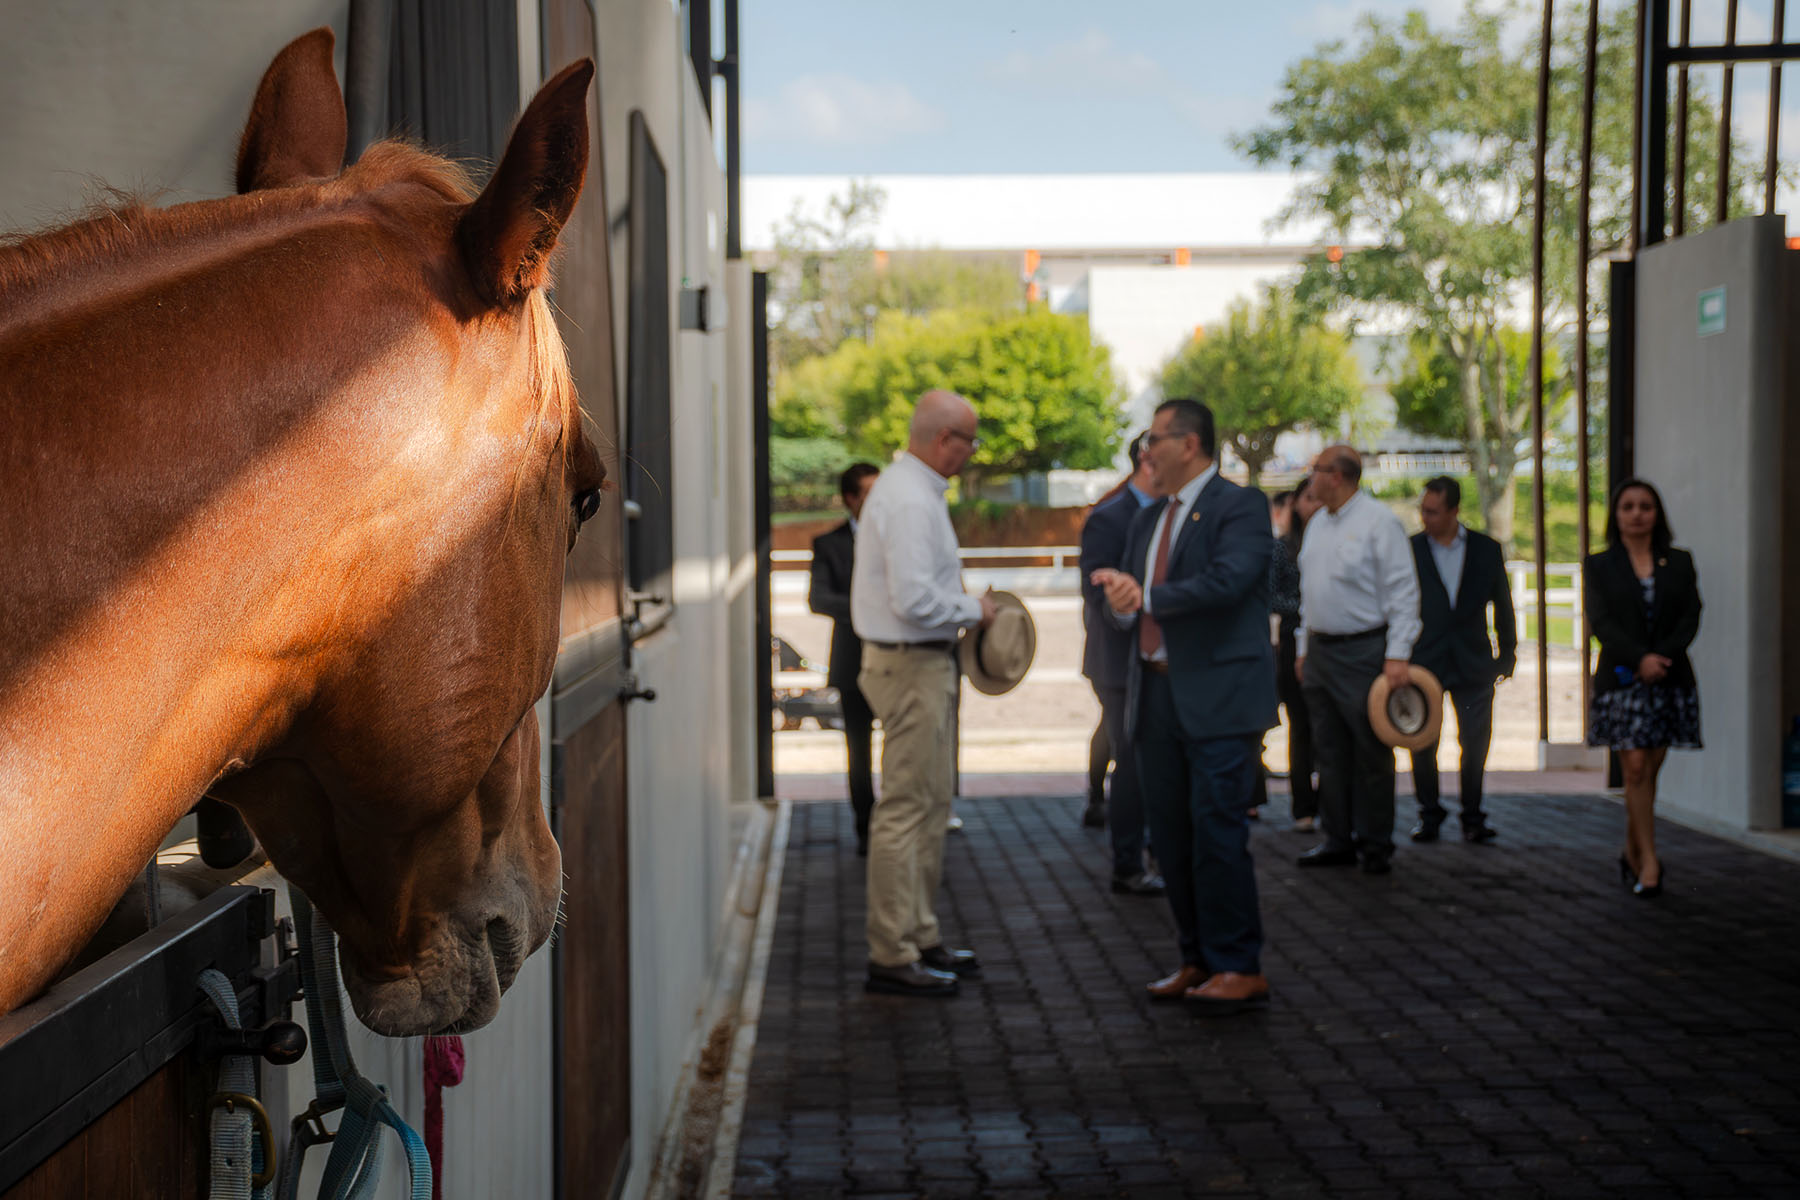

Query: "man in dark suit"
<box><xmin>1079</xmin><ymin>433</ymin><xmax>1163</xmax><ymax>894</ymax></box>
<box><xmin>1407</xmin><ymin>476</ymin><xmax>1516</xmax><ymax>844</ymax></box>
<box><xmin>809</xmin><ymin>462</ymin><xmax>882</xmax><ymax>855</ymax></box>
<box><xmin>1092</xmin><ymin>398</ymin><xmax>1277</xmax><ymax>1014</ymax></box>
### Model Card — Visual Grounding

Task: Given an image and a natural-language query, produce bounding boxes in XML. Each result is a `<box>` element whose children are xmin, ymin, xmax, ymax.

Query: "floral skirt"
<box><xmin>1587</xmin><ymin>681</ymin><xmax>1702</xmax><ymax>751</ymax></box>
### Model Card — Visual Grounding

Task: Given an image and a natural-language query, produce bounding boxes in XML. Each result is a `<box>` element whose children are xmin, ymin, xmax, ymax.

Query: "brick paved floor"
<box><xmin>731</xmin><ymin>791</ymin><xmax>1800</xmax><ymax>1198</ymax></box>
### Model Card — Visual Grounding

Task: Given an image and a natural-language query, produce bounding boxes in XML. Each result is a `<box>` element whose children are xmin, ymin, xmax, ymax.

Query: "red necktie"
<box><xmin>1138</xmin><ymin>497</ymin><xmax>1181</xmax><ymax>659</ymax></box>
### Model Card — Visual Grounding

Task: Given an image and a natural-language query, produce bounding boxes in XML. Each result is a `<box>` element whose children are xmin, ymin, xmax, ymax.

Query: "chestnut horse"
<box><xmin>0</xmin><ymin>31</ymin><xmax>605</xmax><ymax>1036</ymax></box>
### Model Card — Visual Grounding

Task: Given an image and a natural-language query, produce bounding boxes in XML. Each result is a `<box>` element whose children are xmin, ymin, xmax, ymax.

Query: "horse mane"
<box><xmin>0</xmin><ymin>141</ymin><xmax>478</xmax><ymax>299</ymax></box>
<box><xmin>0</xmin><ymin>137</ymin><xmax>580</xmax><ymax>520</ymax></box>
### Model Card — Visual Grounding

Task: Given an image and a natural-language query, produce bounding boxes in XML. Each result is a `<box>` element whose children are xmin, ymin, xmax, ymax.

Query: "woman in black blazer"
<box><xmin>1583</xmin><ymin>479</ymin><xmax>1702</xmax><ymax>898</ymax></box>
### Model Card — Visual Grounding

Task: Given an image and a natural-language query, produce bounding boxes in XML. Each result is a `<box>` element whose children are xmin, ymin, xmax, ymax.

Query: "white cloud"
<box><xmin>984</xmin><ymin>30</ymin><xmax>1274</xmax><ymax>138</ymax></box>
<box><xmin>743</xmin><ymin>74</ymin><xmax>946</xmax><ymax>146</ymax></box>
<box><xmin>990</xmin><ymin>29</ymin><xmax>1164</xmax><ymax>89</ymax></box>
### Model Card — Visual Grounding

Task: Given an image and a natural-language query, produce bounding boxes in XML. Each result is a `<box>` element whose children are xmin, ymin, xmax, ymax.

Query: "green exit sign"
<box><xmin>1698</xmin><ymin>286</ymin><xmax>1727</xmax><ymax>336</ymax></box>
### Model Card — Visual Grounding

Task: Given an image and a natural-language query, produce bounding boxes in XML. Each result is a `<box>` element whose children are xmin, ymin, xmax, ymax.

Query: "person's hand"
<box><xmin>978</xmin><ymin>589</ymin><xmax>999</xmax><ymax>630</ymax></box>
<box><xmin>1097</xmin><ymin>570</ymin><xmax>1142</xmax><ymax>615</ymax></box>
<box><xmin>1497</xmin><ymin>655</ymin><xmax>1517</xmax><ymax>681</ymax></box>
<box><xmin>1638</xmin><ymin>652</ymin><xmax>1672</xmax><ymax>683</ymax></box>
<box><xmin>1383</xmin><ymin>659</ymin><xmax>1412</xmax><ymax>691</ymax></box>
<box><xmin>1294</xmin><ymin>655</ymin><xmax>1306</xmax><ymax>685</ymax></box>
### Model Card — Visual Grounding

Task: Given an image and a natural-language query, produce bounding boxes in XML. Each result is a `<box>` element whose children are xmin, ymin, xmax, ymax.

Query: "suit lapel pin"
<box><xmin>1189</xmin><ymin>510</ymin><xmax>1202</xmax><ymax>523</ymax></box>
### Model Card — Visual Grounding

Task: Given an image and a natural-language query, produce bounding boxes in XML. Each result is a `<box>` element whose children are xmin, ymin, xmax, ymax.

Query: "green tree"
<box><xmin>764</xmin><ymin>183</ymin><xmax>1023</xmax><ymax>442</ymax></box>
<box><xmin>1388</xmin><ymin>327</ymin><xmax>1566</xmax><ymax>459</ymax></box>
<box><xmin>1159</xmin><ymin>290</ymin><xmax>1363</xmax><ymax>485</ymax></box>
<box><xmin>1236</xmin><ymin>1</ymin><xmax>1758</xmax><ymax>548</ymax></box>
<box><xmin>764</xmin><ymin>179</ymin><xmax>884</xmax><ymax>379</ymax></box>
<box><xmin>804</xmin><ymin>307</ymin><xmax>1124</xmax><ymax>495</ymax></box>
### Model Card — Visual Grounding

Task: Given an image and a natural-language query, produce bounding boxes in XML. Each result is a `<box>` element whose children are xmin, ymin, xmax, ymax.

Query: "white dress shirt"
<box><xmin>1137</xmin><ymin>465</ymin><xmax>1216</xmax><ymax>662</ymax></box>
<box><xmin>850</xmin><ymin>452</ymin><xmax>983</xmax><ymax>643</ymax></box>
<box><xmin>1427</xmin><ymin>523</ymin><xmax>1469</xmax><ymax>608</ymax></box>
<box><xmin>1295</xmin><ymin>489</ymin><xmax>1422</xmax><ymax>661</ymax></box>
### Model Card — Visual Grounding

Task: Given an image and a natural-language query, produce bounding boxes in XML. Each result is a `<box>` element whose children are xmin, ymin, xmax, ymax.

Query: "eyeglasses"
<box><xmin>947</xmin><ymin>429</ymin><xmax>982</xmax><ymax>450</ymax></box>
<box><xmin>1143</xmin><ymin>430</ymin><xmax>1192</xmax><ymax>447</ymax></box>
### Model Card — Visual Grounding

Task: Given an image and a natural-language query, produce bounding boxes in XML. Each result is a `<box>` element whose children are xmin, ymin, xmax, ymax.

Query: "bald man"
<box><xmin>851</xmin><ymin>390</ymin><xmax>997</xmax><ymax>998</ymax></box>
<box><xmin>1293</xmin><ymin>445</ymin><xmax>1422</xmax><ymax>875</ymax></box>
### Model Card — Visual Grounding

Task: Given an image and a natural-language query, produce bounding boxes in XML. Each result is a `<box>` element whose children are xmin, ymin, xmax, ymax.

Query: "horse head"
<box><xmin>200</xmin><ymin>32</ymin><xmax>605</xmax><ymax>1035</ymax></box>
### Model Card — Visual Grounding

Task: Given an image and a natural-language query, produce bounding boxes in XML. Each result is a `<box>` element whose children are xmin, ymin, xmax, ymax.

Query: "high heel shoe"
<box><xmin>1632</xmin><ymin>864</ymin><xmax>1664</xmax><ymax>899</ymax></box>
<box><xmin>1617</xmin><ymin>856</ymin><xmax>1636</xmax><ymax>888</ymax></box>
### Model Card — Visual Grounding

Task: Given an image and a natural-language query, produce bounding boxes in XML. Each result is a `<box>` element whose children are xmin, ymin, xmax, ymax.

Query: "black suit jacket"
<box><xmin>1582</xmin><ymin>544</ymin><xmax>1701</xmax><ymax>694</ymax></box>
<box><xmin>1409</xmin><ymin>529</ymin><xmax>1517</xmax><ymax>690</ymax></box>
<box><xmin>808</xmin><ymin>521</ymin><xmax>863</xmax><ymax>691</ymax></box>
<box><xmin>1120</xmin><ymin>474</ymin><xmax>1278</xmax><ymax>742</ymax></box>
<box><xmin>1079</xmin><ymin>488</ymin><xmax>1142</xmax><ymax>690</ymax></box>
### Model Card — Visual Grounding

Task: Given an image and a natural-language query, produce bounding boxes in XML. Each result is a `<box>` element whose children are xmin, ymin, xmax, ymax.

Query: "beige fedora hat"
<box><xmin>1367</xmin><ymin>665</ymin><xmax>1445</xmax><ymax>751</ymax></box>
<box><xmin>959</xmin><ymin>591</ymin><xmax>1037</xmax><ymax>696</ymax></box>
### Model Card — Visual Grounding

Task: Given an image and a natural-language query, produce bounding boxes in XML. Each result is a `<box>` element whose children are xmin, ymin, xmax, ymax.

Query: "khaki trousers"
<box><xmin>858</xmin><ymin>642</ymin><xmax>958</xmax><ymax>967</ymax></box>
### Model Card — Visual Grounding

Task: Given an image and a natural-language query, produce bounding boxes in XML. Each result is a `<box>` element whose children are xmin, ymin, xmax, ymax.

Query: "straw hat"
<box><xmin>1367</xmin><ymin>665</ymin><xmax>1445</xmax><ymax>751</ymax></box>
<box><xmin>959</xmin><ymin>591</ymin><xmax>1037</xmax><ymax>696</ymax></box>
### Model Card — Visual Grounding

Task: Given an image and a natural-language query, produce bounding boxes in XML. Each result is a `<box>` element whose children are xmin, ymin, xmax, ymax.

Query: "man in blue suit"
<box><xmin>1079</xmin><ymin>433</ymin><xmax>1164</xmax><ymax>894</ymax></box>
<box><xmin>1092</xmin><ymin>398</ymin><xmax>1277</xmax><ymax>1015</ymax></box>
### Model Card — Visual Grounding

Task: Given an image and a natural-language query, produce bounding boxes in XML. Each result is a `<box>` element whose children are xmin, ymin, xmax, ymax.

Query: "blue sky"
<box><xmin>740</xmin><ymin>0</ymin><xmax>1471</xmax><ymax>175</ymax></box>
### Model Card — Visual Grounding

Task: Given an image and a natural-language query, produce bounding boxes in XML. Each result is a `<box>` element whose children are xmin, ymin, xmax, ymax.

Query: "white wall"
<box><xmin>0</xmin><ymin>1</ymin><xmax>347</xmax><ymax>227</ymax></box>
<box><xmin>593</xmin><ymin>10</ymin><xmax>742</xmax><ymax>1197</ymax></box>
<box><xmin>1634</xmin><ymin>215</ymin><xmax>1787</xmax><ymax>830</ymax></box>
<box><xmin>1083</xmin><ymin>262</ymin><xmax>1305</xmax><ymax>431</ymax></box>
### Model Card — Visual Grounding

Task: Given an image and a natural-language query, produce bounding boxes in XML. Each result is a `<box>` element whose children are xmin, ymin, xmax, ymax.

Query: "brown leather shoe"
<box><xmin>1145</xmin><ymin>964</ymin><xmax>1208</xmax><ymax>1001</ymax></box>
<box><xmin>1183</xmin><ymin>971</ymin><xmax>1270</xmax><ymax>1015</ymax></box>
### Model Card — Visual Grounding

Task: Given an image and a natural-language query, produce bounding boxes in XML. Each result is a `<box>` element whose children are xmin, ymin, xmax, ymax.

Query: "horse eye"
<box><xmin>574</xmin><ymin>489</ymin><xmax>601</xmax><ymax>524</ymax></box>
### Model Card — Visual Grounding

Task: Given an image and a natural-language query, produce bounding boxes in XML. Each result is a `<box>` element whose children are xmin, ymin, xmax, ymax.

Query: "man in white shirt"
<box><xmin>852</xmin><ymin>390</ymin><xmax>997</xmax><ymax>998</ymax></box>
<box><xmin>1294</xmin><ymin>445</ymin><xmax>1422</xmax><ymax>874</ymax></box>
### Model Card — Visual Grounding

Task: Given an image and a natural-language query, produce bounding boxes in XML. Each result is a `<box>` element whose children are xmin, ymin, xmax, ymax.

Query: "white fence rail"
<box><xmin>1506</xmin><ymin>561</ymin><xmax>1585</xmax><ymax>651</ymax></box>
<box><xmin>775</xmin><ymin>549</ymin><xmax>1589</xmax><ymax>649</ymax></box>
<box><xmin>773</xmin><ymin>546</ymin><xmax>1082</xmax><ymax>570</ymax></box>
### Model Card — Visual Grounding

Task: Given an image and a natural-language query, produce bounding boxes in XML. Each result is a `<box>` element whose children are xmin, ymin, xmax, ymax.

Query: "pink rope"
<box><xmin>423</xmin><ymin>1035</ymin><xmax>466</xmax><ymax>1200</ymax></box>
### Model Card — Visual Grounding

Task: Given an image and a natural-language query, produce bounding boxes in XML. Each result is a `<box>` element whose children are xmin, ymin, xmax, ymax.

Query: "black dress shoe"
<box><xmin>865</xmin><ymin>960</ymin><xmax>959</xmax><ymax>996</ymax></box>
<box><xmin>1297</xmin><ymin>845</ymin><xmax>1358</xmax><ymax>868</ymax></box>
<box><xmin>1462</xmin><ymin>821</ymin><xmax>1498</xmax><ymax>843</ymax></box>
<box><xmin>1111</xmin><ymin>870</ymin><xmax>1166</xmax><ymax>896</ymax></box>
<box><xmin>1081</xmin><ymin>802</ymin><xmax>1107</xmax><ymax>828</ymax></box>
<box><xmin>1409</xmin><ymin>820</ymin><xmax>1442</xmax><ymax>843</ymax></box>
<box><xmin>1360</xmin><ymin>855</ymin><xmax>1393</xmax><ymax>875</ymax></box>
<box><xmin>919</xmin><ymin>944</ymin><xmax>981</xmax><ymax>974</ymax></box>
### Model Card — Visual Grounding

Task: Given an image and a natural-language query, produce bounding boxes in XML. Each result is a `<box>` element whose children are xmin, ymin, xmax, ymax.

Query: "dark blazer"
<box><xmin>1583</xmin><ymin>544</ymin><xmax>1701</xmax><ymax>694</ymax></box>
<box><xmin>1121</xmin><ymin>473</ymin><xmax>1278</xmax><ymax>742</ymax></box>
<box><xmin>1079</xmin><ymin>488</ymin><xmax>1143</xmax><ymax>690</ymax></box>
<box><xmin>1409</xmin><ymin>529</ymin><xmax>1517</xmax><ymax>690</ymax></box>
<box><xmin>808</xmin><ymin>521</ymin><xmax>863</xmax><ymax>690</ymax></box>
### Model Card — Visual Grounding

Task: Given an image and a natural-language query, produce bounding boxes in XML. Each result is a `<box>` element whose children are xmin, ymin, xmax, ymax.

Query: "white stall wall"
<box><xmin>1633</xmin><ymin>215</ymin><xmax>1788</xmax><ymax>830</ymax></box>
<box><xmin>0</xmin><ymin>2</ymin><xmax>347</xmax><ymax>228</ymax></box>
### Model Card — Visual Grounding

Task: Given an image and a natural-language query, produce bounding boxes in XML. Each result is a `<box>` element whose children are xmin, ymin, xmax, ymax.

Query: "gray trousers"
<box><xmin>1302</xmin><ymin>633</ymin><xmax>1394</xmax><ymax>858</ymax></box>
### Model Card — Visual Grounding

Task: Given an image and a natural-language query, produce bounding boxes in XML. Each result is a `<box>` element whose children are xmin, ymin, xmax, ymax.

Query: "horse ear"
<box><xmin>236</xmin><ymin>28</ymin><xmax>347</xmax><ymax>194</ymax></box>
<box><xmin>457</xmin><ymin>60</ymin><xmax>594</xmax><ymax>307</ymax></box>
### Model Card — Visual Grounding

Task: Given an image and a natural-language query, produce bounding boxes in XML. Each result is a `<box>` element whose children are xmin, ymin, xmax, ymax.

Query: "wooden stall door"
<box><xmin>3</xmin><ymin>1051</ymin><xmax>206</xmax><ymax>1198</ymax></box>
<box><xmin>544</xmin><ymin>3</ymin><xmax>632</xmax><ymax>1198</ymax></box>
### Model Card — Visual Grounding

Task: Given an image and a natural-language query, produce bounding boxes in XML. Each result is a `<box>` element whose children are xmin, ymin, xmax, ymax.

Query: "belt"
<box><xmin>1312</xmin><ymin>625</ymin><xmax>1387</xmax><ymax>645</ymax></box>
<box><xmin>869</xmin><ymin>639</ymin><xmax>954</xmax><ymax>653</ymax></box>
<box><xmin>1140</xmin><ymin>659</ymin><xmax>1170</xmax><ymax>675</ymax></box>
